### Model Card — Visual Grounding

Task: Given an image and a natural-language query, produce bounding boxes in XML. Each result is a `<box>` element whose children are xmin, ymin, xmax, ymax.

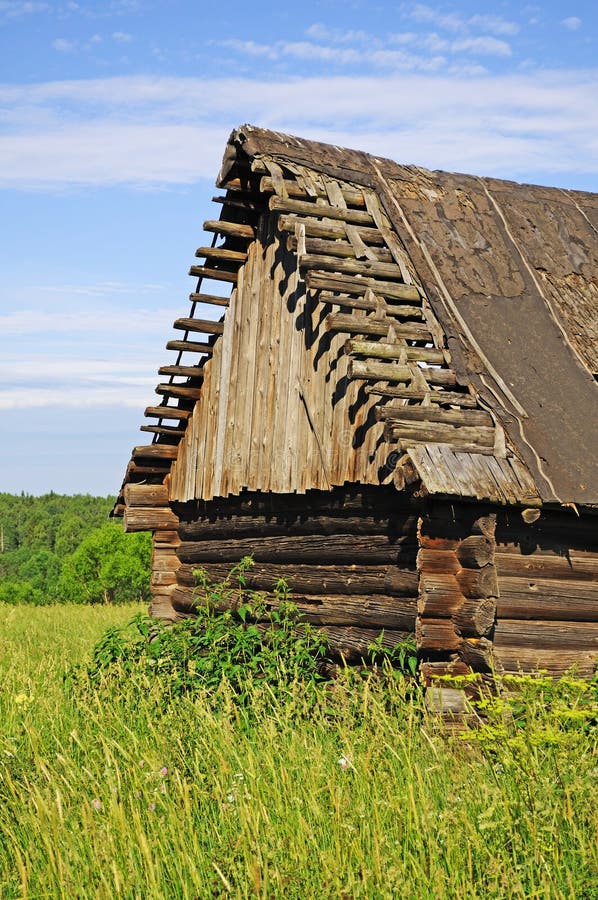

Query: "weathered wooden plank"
<box><xmin>188</xmin><ymin>293</ymin><xmax>230</xmax><ymax>307</ymax></box>
<box><xmin>195</xmin><ymin>247</ymin><xmax>247</xmax><ymax>263</ymax></box>
<box><xmin>269</xmin><ymin>195</ymin><xmax>374</xmax><ymax>225</ymax></box>
<box><xmin>299</xmin><ymin>252</ymin><xmax>404</xmax><ymax>281</ymax></box>
<box><xmin>366</xmin><ymin>385</ymin><xmax>477</xmax><ymax>407</ymax></box>
<box><xmin>326</xmin><ymin>312</ymin><xmax>432</xmax><ymax>340</ymax></box>
<box><xmin>352</xmin><ymin>359</ymin><xmax>457</xmax><ymax>387</ymax></box>
<box><xmin>140</xmin><ymin>425</ymin><xmax>186</xmax><ymax>437</ymax></box>
<box><xmin>287</xmin><ymin>234</ymin><xmax>393</xmax><ymax>262</ymax></box>
<box><xmin>277</xmin><ymin>214</ymin><xmax>385</xmax><ymax>244</ymax></box>
<box><xmin>132</xmin><ymin>444</ymin><xmax>179</xmax><ymax>460</ymax></box>
<box><xmin>144</xmin><ymin>405</ymin><xmax>192</xmax><ymax>420</ymax></box>
<box><xmin>166</xmin><ymin>339</ymin><xmax>214</xmax><ymax>355</ymax></box>
<box><xmin>124</xmin><ymin>483</ymin><xmax>169</xmax><ymax>507</ymax></box>
<box><xmin>203</xmin><ymin>219</ymin><xmax>255</xmax><ymax>240</ymax></box>
<box><xmin>347</xmin><ymin>340</ymin><xmax>443</xmax><ymax>364</ymax></box>
<box><xmin>261</xmin><ymin>175</ymin><xmax>366</xmax><ymax>207</ymax></box>
<box><xmin>188</xmin><ymin>265</ymin><xmax>239</xmax><ymax>284</ymax></box>
<box><xmin>386</xmin><ymin>423</ymin><xmax>494</xmax><ymax>449</ymax></box>
<box><xmin>492</xmin><ymin>647</ymin><xmax>597</xmax><ymax>678</ymax></box>
<box><xmin>178</xmin><ymin>514</ymin><xmax>412</xmax><ymax>540</ymax></box>
<box><xmin>158</xmin><ymin>365</ymin><xmax>205</xmax><ymax>378</ymax></box>
<box><xmin>495</xmin><ymin>549</ymin><xmax>598</xmax><ymax>581</ymax></box>
<box><xmin>173</xmin><ymin>318</ymin><xmax>224</xmax><ymax>335</ymax></box>
<box><xmin>306</xmin><ymin>270</ymin><xmax>421</xmax><ymax>302</ymax></box>
<box><xmin>416</xmin><ymin>618</ymin><xmax>461</xmax><ymax>651</ymax></box>
<box><xmin>320</xmin><ymin>293</ymin><xmax>423</xmax><ymax>319</ymax></box>
<box><xmin>124</xmin><ymin>506</ymin><xmax>179</xmax><ymax>532</ymax></box>
<box><xmin>377</xmin><ymin>405</ymin><xmax>492</xmax><ymax>426</ymax></box>
<box><xmin>155</xmin><ymin>383</ymin><xmax>202</xmax><ymax>401</ymax></box>
<box><xmin>496</xmin><ymin>577</ymin><xmax>598</xmax><ymax>621</ymax></box>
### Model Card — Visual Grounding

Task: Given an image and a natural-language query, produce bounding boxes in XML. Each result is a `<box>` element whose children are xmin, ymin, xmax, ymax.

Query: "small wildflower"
<box><xmin>139</xmin><ymin>760</ymin><xmax>145</xmax><ymax>768</ymax></box>
<box><xmin>14</xmin><ymin>693</ymin><xmax>33</xmax><ymax>706</ymax></box>
<box><xmin>148</xmin><ymin>803</ymin><xmax>156</xmax><ymax>812</ymax></box>
<box><xmin>226</xmin><ymin>793</ymin><xmax>235</xmax><ymax>804</ymax></box>
<box><xmin>159</xmin><ymin>766</ymin><xmax>168</xmax><ymax>776</ymax></box>
<box><xmin>234</xmin><ymin>773</ymin><xmax>244</xmax><ymax>781</ymax></box>
<box><xmin>338</xmin><ymin>756</ymin><xmax>352</xmax><ymax>771</ymax></box>
<box><xmin>91</xmin><ymin>798</ymin><xmax>103</xmax><ymax>811</ymax></box>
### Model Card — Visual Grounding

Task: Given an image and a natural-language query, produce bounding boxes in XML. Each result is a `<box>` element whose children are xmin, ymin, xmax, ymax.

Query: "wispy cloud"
<box><xmin>0</xmin><ymin>306</ymin><xmax>176</xmax><ymax>335</ymax></box>
<box><xmin>561</xmin><ymin>17</ymin><xmax>582</xmax><ymax>31</ymax></box>
<box><xmin>407</xmin><ymin>4</ymin><xmax>519</xmax><ymax>36</ymax></box>
<box><xmin>0</xmin><ymin>1</ymin><xmax>49</xmax><ymax>20</ymax></box>
<box><xmin>0</xmin><ymin>71</ymin><xmax>597</xmax><ymax>188</ymax></box>
<box><xmin>52</xmin><ymin>37</ymin><xmax>74</xmax><ymax>51</ymax></box>
<box><xmin>0</xmin><ymin>386</ymin><xmax>151</xmax><ymax>411</ymax></box>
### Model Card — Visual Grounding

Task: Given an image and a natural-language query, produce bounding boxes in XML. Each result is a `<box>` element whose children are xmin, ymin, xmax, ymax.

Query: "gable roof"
<box><xmin>114</xmin><ymin>125</ymin><xmax>598</xmax><ymax>512</ymax></box>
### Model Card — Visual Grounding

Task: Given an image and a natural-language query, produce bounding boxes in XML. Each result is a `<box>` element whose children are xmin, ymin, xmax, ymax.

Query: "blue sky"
<box><xmin>1</xmin><ymin>0</ymin><xmax>596</xmax><ymax>495</ymax></box>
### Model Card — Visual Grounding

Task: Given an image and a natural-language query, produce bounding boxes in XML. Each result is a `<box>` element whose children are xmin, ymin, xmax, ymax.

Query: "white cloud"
<box><xmin>407</xmin><ymin>3</ymin><xmax>519</xmax><ymax>36</ymax></box>
<box><xmin>561</xmin><ymin>17</ymin><xmax>582</xmax><ymax>31</ymax></box>
<box><xmin>0</xmin><ymin>1</ymin><xmax>49</xmax><ymax>19</ymax></box>
<box><xmin>0</xmin><ymin>307</ymin><xmax>176</xmax><ymax>335</ymax></box>
<box><xmin>0</xmin><ymin>71</ymin><xmax>596</xmax><ymax>189</ymax></box>
<box><xmin>451</xmin><ymin>36</ymin><xmax>511</xmax><ymax>57</ymax></box>
<box><xmin>112</xmin><ymin>30</ymin><xmax>132</xmax><ymax>42</ymax></box>
<box><xmin>52</xmin><ymin>37</ymin><xmax>74</xmax><ymax>51</ymax></box>
<box><xmin>0</xmin><ymin>387</ymin><xmax>151</xmax><ymax>411</ymax></box>
<box><xmin>36</xmin><ymin>281</ymin><xmax>168</xmax><ymax>297</ymax></box>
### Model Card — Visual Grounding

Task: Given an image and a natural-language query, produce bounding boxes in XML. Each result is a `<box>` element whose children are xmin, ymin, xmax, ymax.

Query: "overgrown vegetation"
<box><xmin>0</xmin><ymin>493</ymin><xmax>151</xmax><ymax>604</ymax></box>
<box><xmin>1</xmin><ymin>602</ymin><xmax>596</xmax><ymax>898</ymax></box>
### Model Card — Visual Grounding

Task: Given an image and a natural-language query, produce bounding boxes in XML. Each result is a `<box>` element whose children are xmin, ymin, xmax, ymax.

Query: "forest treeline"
<box><xmin>0</xmin><ymin>493</ymin><xmax>151</xmax><ymax>605</ymax></box>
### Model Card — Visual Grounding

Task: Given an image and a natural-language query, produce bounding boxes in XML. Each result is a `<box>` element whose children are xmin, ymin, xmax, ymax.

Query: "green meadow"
<box><xmin>0</xmin><ymin>602</ymin><xmax>596</xmax><ymax>899</ymax></box>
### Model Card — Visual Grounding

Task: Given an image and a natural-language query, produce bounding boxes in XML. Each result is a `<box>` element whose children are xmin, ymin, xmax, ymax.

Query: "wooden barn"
<box><xmin>113</xmin><ymin>125</ymin><xmax>598</xmax><ymax>680</ymax></box>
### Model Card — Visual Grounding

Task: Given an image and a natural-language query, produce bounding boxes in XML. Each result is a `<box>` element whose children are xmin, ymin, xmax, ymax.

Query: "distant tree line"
<box><xmin>0</xmin><ymin>493</ymin><xmax>151</xmax><ymax>605</ymax></box>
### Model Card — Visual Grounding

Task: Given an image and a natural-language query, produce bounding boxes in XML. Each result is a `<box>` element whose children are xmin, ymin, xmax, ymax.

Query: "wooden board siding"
<box><xmin>168</xmin><ymin>222</ymin><xmax>392</xmax><ymax>501</ymax></box>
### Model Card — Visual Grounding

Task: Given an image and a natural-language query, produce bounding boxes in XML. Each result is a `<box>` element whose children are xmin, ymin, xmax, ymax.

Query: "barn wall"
<box><xmin>168</xmin><ymin>214</ymin><xmax>393</xmax><ymax>503</ymax></box>
<box><xmin>166</xmin><ymin>485</ymin><xmax>419</xmax><ymax>662</ymax></box>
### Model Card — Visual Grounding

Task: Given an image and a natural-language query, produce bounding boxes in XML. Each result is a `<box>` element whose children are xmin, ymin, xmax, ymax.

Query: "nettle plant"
<box><xmin>85</xmin><ymin>558</ymin><xmax>330</xmax><ymax>703</ymax></box>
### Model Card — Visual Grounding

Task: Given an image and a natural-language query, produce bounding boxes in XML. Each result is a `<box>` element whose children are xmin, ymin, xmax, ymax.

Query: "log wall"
<box><xmin>170</xmin><ymin>485</ymin><xmax>420</xmax><ymax>663</ymax></box>
<box><xmin>418</xmin><ymin>502</ymin><xmax>598</xmax><ymax>680</ymax></box>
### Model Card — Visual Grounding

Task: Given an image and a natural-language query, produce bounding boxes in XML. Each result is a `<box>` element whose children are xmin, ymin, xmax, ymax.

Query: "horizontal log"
<box><xmin>186</xmin><ymin>588</ymin><xmax>416</xmax><ymax>629</ymax></box>
<box><xmin>173</xmin><ymin>318</ymin><xmax>224</xmax><ymax>335</ymax></box>
<box><xmin>457</xmin><ymin>535</ymin><xmax>495</xmax><ymax>569</ymax></box>
<box><xmin>261</xmin><ymin>176</ymin><xmax>365</xmax><ymax>207</ymax></box>
<box><xmin>144</xmin><ymin>405</ymin><xmax>192</xmax><ymax>421</ymax></box>
<box><xmin>195</xmin><ymin>246</ymin><xmax>247</xmax><ymax>263</ymax></box>
<box><xmin>132</xmin><ymin>444</ymin><xmax>179</xmax><ymax>460</ymax></box>
<box><xmin>376</xmin><ymin>405</ymin><xmax>492</xmax><ymax>427</ymax></box>
<box><xmin>149</xmin><ymin>596</ymin><xmax>178</xmax><ymax>622</ymax></box>
<box><xmin>177</xmin><ymin>534</ymin><xmax>417</xmax><ymax>566</ymax></box>
<box><xmin>152</xmin><ymin>552</ymin><xmax>181</xmax><ymax>572</ymax></box>
<box><xmin>420</xmin><ymin>660</ymin><xmax>472</xmax><ymax>683</ymax></box>
<box><xmin>125</xmin><ymin>463</ymin><xmax>172</xmax><ymax>477</ymax></box>
<box><xmin>495</xmin><ymin>549</ymin><xmax>598</xmax><ymax>581</ymax></box>
<box><xmin>158</xmin><ymin>365</ymin><xmax>205</xmax><ymax>378</ymax></box>
<box><xmin>326</xmin><ymin>312</ymin><xmax>432</xmax><ymax>341</ymax></box>
<box><xmin>453</xmin><ymin>598</ymin><xmax>496</xmax><ymax>637</ymax></box>
<box><xmin>287</xmin><ymin>235</ymin><xmax>393</xmax><ymax>262</ymax></box>
<box><xmin>306</xmin><ymin>270</ymin><xmax>421</xmax><ymax>302</ymax></box>
<box><xmin>416</xmin><ymin>617</ymin><xmax>461</xmax><ymax>651</ymax></box>
<box><xmin>269</xmin><ymin>195</ymin><xmax>374</xmax><ymax>226</ymax></box>
<box><xmin>155</xmin><ymin>383</ymin><xmax>202</xmax><ymax>401</ymax></box>
<box><xmin>188</xmin><ymin>265</ymin><xmax>238</xmax><ymax>284</ymax></box>
<box><xmin>417</xmin><ymin>548</ymin><xmax>460</xmax><ymax>574</ymax></box>
<box><xmin>188</xmin><ymin>292</ymin><xmax>229</xmax><ymax>307</ymax></box>
<box><xmin>320</xmin><ymin>292</ymin><xmax>422</xmax><ymax>319</ymax></box>
<box><xmin>351</xmin><ymin>359</ymin><xmax>457</xmax><ymax>387</ymax></box>
<box><xmin>166</xmin><ymin>339</ymin><xmax>214</xmax><ymax>355</ymax></box>
<box><xmin>178</xmin><ymin>513</ymin><xmax>417</xmax><ymax>541</ymax></box>
<box><xmin>493</xmin><ymin>620</ymin><xmax>598</xmax><ymax>649</ymax></box>
<box><xmin>320</xmin><ymin>626</ymin><xmax>414</xmax><ymax>664</ymax></box>
<box><xmin>492</xmin><ymin>647</ymin><xmax>597</xmax><ymax>678</ymax></box>
<box><xmin>124</xmin><ymin>506</ymin><xmax>179</xmax><ymax>533</ymax></box>
<box><xmin>177</xmin><ymin>562</ymin><xmax>419</xmax><ymax>596</ymax></box>
<box><xmin>347</xmin><ymin>340</ymin><xmax>443</xmax><ymax>365</ymax></box>
<box><xmin>385</xmin><ymin>421</ymin><xmax>495</xmax><ymax>447</ymax></box>
<box><xmin>366</xmin><ymin>385</ymin><xmax>477</xmax><ymax>407</ymax></box>
<box><xmin>278</xmin><ymin>214</ymin><xmax>385</xmax><ymax>245</ymax></box>
<box><xmin>124</xmin><ymin>483</ymin><xmax>169</xmax><ymax>507</ymax></box>
<box><xmin>140</xmin><ymin>425</ymin><xmax>186</xmax><ymax>437</ymax></box>
<box><xmin>496</xmin><ymin>577</ymin><xmax>598</xmax><ymax>621</ymax></box>
<box><xmin>299</xmin><ymin>253</ymin><xmax>404</xmax><ymax>282</ymax></box>
<box><xmin>203</xmin><ymin>219</ymin><xmax>254</xmax><ymax>240</ymax></box>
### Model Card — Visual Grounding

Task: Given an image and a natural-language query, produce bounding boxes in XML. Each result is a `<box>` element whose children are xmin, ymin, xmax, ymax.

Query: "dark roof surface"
<box><xmin>225</xmin><ymin>126</ymin><xmax>598</xmax><ymax>504</ymax></box>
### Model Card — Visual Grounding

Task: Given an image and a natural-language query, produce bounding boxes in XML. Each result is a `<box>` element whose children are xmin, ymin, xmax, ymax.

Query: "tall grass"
<box><xmin>0</xmin><ymin>603</ymin><xmax>596</xmax><ymax>899</ymax></box>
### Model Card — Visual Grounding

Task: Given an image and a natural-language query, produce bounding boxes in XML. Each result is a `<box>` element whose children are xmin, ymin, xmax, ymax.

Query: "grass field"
<box><xmin>0</xmin><ymin>602</ymin><xmax>596</xmax><ymax>899</ymax></box>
